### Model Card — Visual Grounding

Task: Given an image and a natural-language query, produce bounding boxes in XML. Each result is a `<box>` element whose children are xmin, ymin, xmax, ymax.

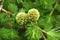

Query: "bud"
<box><xmin>16</xmin><ymin>12</ymin><xmax>27</xmax><ymax>25</ymax></box>
<box><xmin>28</xmin><ymin>8</ymin><xmax>40</xmax><ymax>22</ymax></box>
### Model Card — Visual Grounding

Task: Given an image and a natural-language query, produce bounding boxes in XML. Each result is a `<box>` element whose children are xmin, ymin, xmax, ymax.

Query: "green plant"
<box><xmin>25</xmin><ymin>22</ymin><xmax>42</xmax><ymax>40</ymax></box>
<box><xmin>0</xmin><ymin>28</ymin><xmax>20</xmax><ymax>40</ymax></box>
<box><xmin>0</xmin><ymin>0</ymin><xmax>60</xmax><ymax>40</ymax></box>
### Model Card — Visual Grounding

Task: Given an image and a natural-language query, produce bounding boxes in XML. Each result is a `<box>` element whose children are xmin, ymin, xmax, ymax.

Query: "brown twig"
<box><xmin>39</xmin><ymin>27</ymin><xmax>47</xmax><ymax>40</ymax></box>
<box><xmin>41</xmin><ymin>29</ymin><xmax>47</xmax><ymax>40</ymax></box>
<box><xmin>41</xmin><ymin>30</ymin><xmax>47</xmax><ymax>34</ymax></box>
<box><xmin>47</xmin><ymin>1</ymin><xmax>58</xmax><ymax>23</ymax></box>
<box><xmin>0</xmin><ymin>0</ymin><xmax>4</xmax><ymax>11</ymax></box>
<box><xmin>49</xmin><ymin>1</ymin><xmax>58</xmax><ymax>16</ymax></box>
<box><xmin>37</xmin><ymin>22</ymin><xmax>47</xmax><ymax>40</ymax></box>
<box><xmin>42</xmin><ymin>33</ymin><xmax>46</xmax><ymax>40</ymax></box>
<box><xmin>1</xmin><ymin>8</ymin><xmax>12</xmax><ymax>15</ymax></box>
<box><xmin>0</xmin><ymin>0</ymin><xmax>13</xmax><ymax>30</ymax></box>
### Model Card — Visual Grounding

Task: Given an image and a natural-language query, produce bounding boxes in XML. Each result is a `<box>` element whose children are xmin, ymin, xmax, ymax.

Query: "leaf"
<box><xmin>55</xmin><ymin>15</ymin><xmax>60</xmax><ymax>27</ymax></box>
<box><xmin>38</xmin><ymin>15</ymin><xmax>54</xmax><ymax>31</ymax></box>
<box><xmin>25</xmin><ymin>23</ymin><xmax>42</xmax><ymax>40</ymax></box>
<box><xmin>3</xmin><ymin>0</ymin><xmax>16</xmax><ymax>9</ymax></box>
<box><xmin>46</xmin><ymin>35</ymin><xmax>58</xmax><ymax>40</ymax></box>
<box><xmin>47</xmin><ymin>27</ymin><xmax>60</xmax><ymax>38</ymax></box>
<box><xmin>0</xmin><ymin>28</ymin><xmax>20</xmax><ymax>40</ymax></box>
<box><xmin>56</xmin><ymin>4</ymin><xmax>60</xmax><ymax>11</ymax></box>
<box><xmin>0</xmin><ymin>13</ymin><xmax>9</xmax><ymax>24</ymax></box>
<box><xmin>23</xmin><ymin>2</ymin><xmax>33</xmax><ymax>11</ymax></box>
<box><xmin>17</xmin><ymin>0</ymin><xmax>23</xmax><ymax>3</ymax></box>
<box><xmin>35</xmin><ymin>0</ymin><xmax>56</xmax><ymax>10</ymax></box>
<box><xmin>8</xmin><ymin>3</ymin><xmax>18</xmax><ymax>13</ymax></box>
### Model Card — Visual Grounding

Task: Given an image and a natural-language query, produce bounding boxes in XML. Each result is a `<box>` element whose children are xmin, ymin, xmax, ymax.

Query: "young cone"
<box><xmin>28</xmin><ymin>8</ymin><xmax>40</xmax><ymax>22</ymax></box>
<box><xmin>16</xmin><ymin>12</ymin><xmax>27</xmax><ymax>26</ymax></box>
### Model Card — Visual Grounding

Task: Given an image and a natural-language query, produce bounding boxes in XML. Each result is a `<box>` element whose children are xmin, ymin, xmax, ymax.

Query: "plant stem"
<box><xmin>0</xmin><ymin>0</ymin><xmax>4</xmax><ymax>11</ymax></box>
<box><xmin>39</xmin><ymin>27</ymin><xmax>47</xmax><ymax>40</ymax></box>
<box><xmin>41</xmin><ymin>30</ymin><xmax>47</xmax><ymax>34</ymax></box>
<box><xmin>47</xmin><ymin>1</ymin><xmax>58</xmax><ymax>23</ymax></box>
<box><xmin>37</xmin><ymin>22</ymin><xmax>47</xmax><ymax>40</ymax></box>
<box><xmin>49</xmin><ymin>1</ymin><xmax>58</xmax><ymax>16</ymax></box>
<box><xmin>42</xmin><ymin>33</ymin><xmax>46</xmax><ymax>40</ymax></box>
<box><xmin>1</xmin><ymin>8</ymin><xmax>12</xmax><ymax>15</ymax></box>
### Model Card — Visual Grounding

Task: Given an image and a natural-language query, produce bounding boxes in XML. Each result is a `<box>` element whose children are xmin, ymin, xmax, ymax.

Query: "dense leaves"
<box><xmin>0</xmin><ymin>0</ymin><xmax>60</xmax><ymax>40</ymax></box>
<box><xmin>0</xmin><ymin>28</ymin><xmax>20</xmax><ymax>40</ymax></box>
<box><xmin>25</xmin><ymin>23</ymin><xmax>42</xmax><ymax>40</ymax></box>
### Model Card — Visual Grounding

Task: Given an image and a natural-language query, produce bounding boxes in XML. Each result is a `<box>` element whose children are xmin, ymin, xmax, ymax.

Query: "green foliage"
<box><xmin>47</xmin><ymin>27</ymin><xmax>60</xmax><ymax>40</ymax></box>
<box><xmin>46</xmin><ymin>35</ymin><xmax>58</xmax><ymax>40</ymax></box>
<box><xmin>23</xmin><ymin>1</ymin><xmax>33</xmax><ymax>11</ymax></box>
<box><xmin>0</xmin><ymin>0</ymin><xmax>60</xmax><ymax>40</ymax></box>
<box><xmin>0</xmin><ymin>12</ymin><xmax>9</xmax><ymax>27</ymax></box>
<box><xmin>0</xmin><ymin>13</ymin><xmax>9</xmax><ymax>23</ymax></box>
<box><xmin>0</xmin><ymin>28</ymin><xmax>20</xmax><ymax>40</ymax></box>
<box><xmin>56</xmin><ymin>4</ymin><xmax>60</xmax><ymax>11</ymax></box>
<box><xmin>55</xmin><ymin>15</ymin><xmax>60</xmax><ymax>26</ymax></box>
<box><xmin>17</xmin><ymin>0</ymin><xmax>23</xmax><ymax>3</ymax></box>
<box><xmin>3</xmin><ymin>0</ymin><xmax>16</xmax><ymax>9</ymax></box>
<box><xmin>47</xmin><ymin>27</ymin><xmax>60</xmax><ymax>38</ymax></box>
<box><xmin>38</xmin><ymin>15</ymin><xmax>54</xmax><ymax>31</ymax></box>
<box><xmin>8</xmin><ymin>3</ymin><xmax>18</xmax><ymax>13</ymax></box>
<box><xmin>35</xmin><ymin>0</ymin><xmax>56</xmax><ymax>10</ymax></box>
<box><xmin>25</xmin><ymin>23</ymin><xmax>42</xmax><ymax>40</ymax></box>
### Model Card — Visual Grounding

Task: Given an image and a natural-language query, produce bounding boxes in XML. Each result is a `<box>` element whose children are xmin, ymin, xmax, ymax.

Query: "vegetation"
<box><xmin>0</xmin><ymin>0</ymin><xmax>60</xmax><ymax>40</ymax></box>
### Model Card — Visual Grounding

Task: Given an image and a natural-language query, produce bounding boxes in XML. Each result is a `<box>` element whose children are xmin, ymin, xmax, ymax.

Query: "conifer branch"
<box><xmin>39</xmin><ymin>28</ymin><xmax>47</xmax><ymax>40</ymax></box>
<box><xmin>47</xmin><ymin>1</ymin><xmax>58</xmax><ymax>23</ymax></box>
<box><xmin>42</xmin><ymin>33</ymin><xmax>46</xmax><ymax>40</ymax></box>
<box><xmin>41</xmin><ymin>30</ymin><xmax>47</xmax><ymax>40</ymax></box>
<box><xmin>0</xmin><ymin>0</ymin><xmax>4</xmax><ymax>11</ymax></box>
<box><xmin>0</xmin><ymin>0</ymin><xmax>13</xmax><ymax>29</ymax></box>
<box><xmin>41</xmin><ymin>30</ymin><xmax>47</xmax><ymax>34</ymax></box>
<box><xmin>1</xmin><ymin>8</ymin><xmax>12</xmax><ymax>15</ymax></box>
<box><xmin>49</xmin><ymin>1</ymin><xmax>58</xmax><ymax>16</ymax></box>
<box><xmin>1</xmin><ymin>8</ymin><xmax>13</xmax><ymax>29</ymax></box>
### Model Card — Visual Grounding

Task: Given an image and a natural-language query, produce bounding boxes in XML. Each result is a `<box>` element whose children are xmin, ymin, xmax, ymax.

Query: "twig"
<box><xmin>1</xmin><ymin>8</ymin><xmax>12</xmax><ymax>15</ymax></box>
<box><xmin>47</xmin><ymin>1</ymin><xmax>58</xmax><ymax>23</ymax></box>
<box><xmin>49</xmin><ymin>1</ymin><xmax>58</xmax><ymax>16</ymax></box>
<box><xmin>37</xmin><ymin>22</ymin><xmax>47</xmax><ymax>40</ymax></box>
<box><xmin>41</xmin><ymin>30</ymin><xmax>47</xmax><ymax>34</ymax></box>
<box><xmin>0</xmin><ymin>0</ymin><xmax>4</xmax><ymax>11</ymax></box>
<box><xmin>39</xmin><ymin>27</ymin><xmax>47</xmax><ymax>40</ymax></box>
<box><xmin>0</xmin><ymin>5</ymin><xmax>3</xmax><ymax>11</ymax></box>
<box><xmin>42</xmin><ymin>33</ymin><xmax>46</xmax><ymax>40</ymax></box>
<box><xmin>41</xmin><ymin>29</ymin><xmax>47</xmax><ymax>40</ymax></box>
